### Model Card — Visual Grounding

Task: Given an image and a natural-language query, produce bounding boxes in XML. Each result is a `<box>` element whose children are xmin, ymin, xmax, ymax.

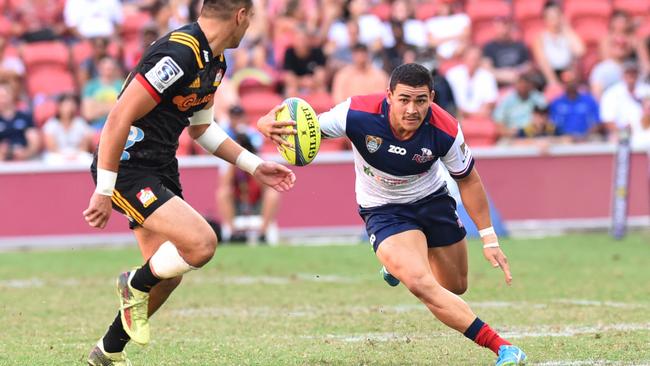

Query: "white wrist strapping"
<box><xmin>479</xmin><ymin>227</ymin><xmax>496</xmax><ymax>238</ymax></box>
<box><xmin>95</xmin><ymin>168</ymin><xmax>117</xmax><ymax>196</ymax></box>
<box><xmin>236</xmin><ymin>150</ymin><xmax>263</xmax><ymax>175</ymax></box>
<box><xmin>479</xmin><ymin>226</ymin><xmax>499</xmax><ymax>248</ymax></box>
<box><xmin>195</xmin><ymin>122</ymin><xmax>228</xmax><ymax>153</ymax></box>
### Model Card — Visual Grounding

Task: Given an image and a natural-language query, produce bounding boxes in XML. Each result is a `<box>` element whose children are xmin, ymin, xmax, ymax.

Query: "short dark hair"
<box><xmin>543</xmin><ymin>1</ymin><xmax>559</xmax><ymax>12</ymax></box>
<box><xmin>201</xmin><ymin>0</ymin><xmax>252</xmax><ymax>19</ymax></box>
<box><xmin>389</xmin><ymin>63</ymin><xmax>433</xmax><ymax>92</ymax></box>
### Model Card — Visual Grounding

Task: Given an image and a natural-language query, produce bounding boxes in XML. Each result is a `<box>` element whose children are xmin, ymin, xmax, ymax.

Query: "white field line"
<box><xmin>295</xmin><ymin>323</ymin><xmax>650</xmax><ymax>343</ymax></box>
<box><xmin>536</xmin><ymin>362</ymin><xmax>650</xmax><ymax>366</ymax></box>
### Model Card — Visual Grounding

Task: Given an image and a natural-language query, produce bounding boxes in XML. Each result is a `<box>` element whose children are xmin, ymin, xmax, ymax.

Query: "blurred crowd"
<box><xmin>2</xmin><ymin>0</ymin><xmax>650</xmax><ymax>165</ymax></box>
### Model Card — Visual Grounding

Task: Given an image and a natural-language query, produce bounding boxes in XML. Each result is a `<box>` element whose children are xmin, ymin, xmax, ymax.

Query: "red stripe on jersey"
<box><xmin>135</xmin><ymin>73</ymin><xmax>161</xmax><ymax>103</ymax></box>
<box><xmin>428</xmin><ymin>103</ymin><xmax>458</xmax><ymax>138</ymax></box>
<box><xmin>349</xmin><ymin>93</ymin><xmax>385</xmax><ymax>114</ymax></box>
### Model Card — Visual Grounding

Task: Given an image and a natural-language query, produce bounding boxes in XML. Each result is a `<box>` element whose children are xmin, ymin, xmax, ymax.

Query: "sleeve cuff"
<box><xmin>449</xmin><ymin>157</ymin><xmax>474</xmax><ymax>179</ymax></box>
<box><xmin>135</xmin><ymin>73</ymin><xmax>162</xmax><ymax>103</ymax></box>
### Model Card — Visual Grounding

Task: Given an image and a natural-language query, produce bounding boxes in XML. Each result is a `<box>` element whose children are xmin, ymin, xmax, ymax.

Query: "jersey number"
<box><xmin>388</xmin><ymin>145</ymin><xmax>407</xmax><ymax>156</ymax></box>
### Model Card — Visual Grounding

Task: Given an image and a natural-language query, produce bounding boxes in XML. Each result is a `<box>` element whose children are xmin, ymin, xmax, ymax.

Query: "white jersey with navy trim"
<box><xmin>319</xmin><ymin>94</ymin><xmax>474</xmax><ymax>208</ymax></box>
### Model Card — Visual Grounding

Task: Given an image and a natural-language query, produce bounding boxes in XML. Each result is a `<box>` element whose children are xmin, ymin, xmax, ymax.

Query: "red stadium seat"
<box><xmin>466</xmin><ymin>0</ymin><xmax>511</xmax><ymax>22</ymax></box>
<box><xmin>71</xmin><ymin>40</ymin><xmax>93</xmax><ymax>67</ymax></box>
<box><xmin>240</xmin><ymin>91</ymin><xmax>283</xmax><ymax>126</ymax></box>
<box><xmin>513</xmin><ymin>0</ymin><xmax>545</xmax><ymax>23</ymax></box>
<box><xmin>573</xmin><ymin>20</ymin><xmax>609</xmax><ymax>47</ymax></box>
<box><xmin>370</xmin><ymin>2</ymin><xmax>391</xmax><ymax>22</ymax></box>
<box><xmin>26</xmin><ymin>70</ymin><xmax>76</xmax><ymax>98</ymax></box>
<box><xmin>564</xmin><ymin>0</ymin><xmax>612</xmax><ymax>23</ymax></box>
<box><xmin>21</xmin><ymin>41</ymin><xmax>71</xmax><ymax>73</ymax></box>
<box><xmin>613</xmin><ymin>0</ymin><xmax>650</xmax><ymax>17</ymax></box>
<box><xmin>519</xmin><ymin>19</ymin><xmax>545</xmax><ymax>47</ymax></box>
<box><xmin>637</xmin><ymin>20</ymin><xmax>650</xmax><ymax>38</ymax></box>
<box><xmin>415</xmin><ymin>2</ymin><xmax>437</xmax><ymax>21</ymax></box>
<box><xmin>33</xmin><ymin>99</ymin><xmax>57</xmax><ymax>127</ymax></box>
<box><xmin>460</xmin><ymin>117</ymin><xmax>498</xmax><ymax>147</ymax></box>
<box><xmin>0</xmin><ymin>15</ymin><xmax>11</xmax><ymax>37</ymax></box>
<box><xmin>121</xmin><ymin>11</ymin><xmax>153</xmax><ymax>43</ymax></box>
<box><xmin>301</xmin><ymin>91</ymin><xmax>334</xmax><ymax>114</ymax></box>
<box><xmin>579</xmin><ymin>46</ymin><xmax>601</xmax><ymax>82</ymax></box>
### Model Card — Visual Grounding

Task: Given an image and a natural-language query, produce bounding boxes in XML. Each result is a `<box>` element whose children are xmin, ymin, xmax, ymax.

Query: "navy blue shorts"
<box><xmin>358</xmin><ymin>186</ymin><xmax>466</xmax><ymax>252</ymax></box>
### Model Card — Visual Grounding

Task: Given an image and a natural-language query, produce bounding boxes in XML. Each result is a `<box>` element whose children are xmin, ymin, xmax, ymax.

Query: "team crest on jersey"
<box><xmin>459</xmin><ymin>142</ymin><xmax>468</xmax><ymax>163</ymax></box>
<box><xmin>412</xmin><ymin>147</ymin><xmax>435</xmax><ymax>163</ymax></box>
<box><xmin>137</xmin><ymin>187</ymin><xmax>157</xmax><ymax>208</ymax></box>
<box><xmin>365</xmin><ymin>135</ymin><xmax>383</xmax><ymax>153</ymax></box>
<box><xmin>213</xmin><ymin>69</ymin><xmax>224</xmax><ymax>87</ymax></box>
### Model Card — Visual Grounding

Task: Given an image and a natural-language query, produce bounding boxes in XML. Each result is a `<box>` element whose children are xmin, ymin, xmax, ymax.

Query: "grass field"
<box><xmin>1</xmin><ymin>232</ymin><xmax>649</xmax><ymax>366</ymax></box>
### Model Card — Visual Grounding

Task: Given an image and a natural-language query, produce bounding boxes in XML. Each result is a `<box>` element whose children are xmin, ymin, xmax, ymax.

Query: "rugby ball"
<box><xmin>275</xmin><ymin>97</ymin><xmax>321</xmax><ymax>166</ymax></box>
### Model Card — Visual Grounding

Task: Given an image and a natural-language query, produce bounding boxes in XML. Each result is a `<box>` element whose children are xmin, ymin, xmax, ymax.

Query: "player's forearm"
<box><xmin>97</xmin><ymin>111</ymin><xmax>132</xmax><ymax>172</ymax></box>
<box><xmin>457</xmin><ymin>169</ymin><xmax>492</xmax><ymax>230</ymax></box>
<box><xmin>213</xmin><ymin>138</ymin><xmax>246</xmax><ymax>165</ymax></box>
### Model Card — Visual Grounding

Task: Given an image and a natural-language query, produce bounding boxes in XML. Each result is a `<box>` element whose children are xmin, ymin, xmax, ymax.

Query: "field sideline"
<box><xmin>1</xmin><ymin>232</ymin><xmax>649</xmax><ymax>365</ymax></box>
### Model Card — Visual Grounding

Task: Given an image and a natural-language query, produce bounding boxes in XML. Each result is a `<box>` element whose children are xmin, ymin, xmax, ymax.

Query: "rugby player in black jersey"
<box><xmin>83</xmin><ymin>1</ymin><xmax>295</xmax><ymax>364</ymax></box>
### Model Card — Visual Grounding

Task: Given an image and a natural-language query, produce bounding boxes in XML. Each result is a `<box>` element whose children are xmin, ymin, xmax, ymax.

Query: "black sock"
<box><xmin>102</xmin><ymin>312</ymin><xmax>130</xmax><ymax>353</ymax></box>
<box><xmin>129</xmin><ymin>260</ymin><xmax>161</xmax><ymax>292</ymax></box>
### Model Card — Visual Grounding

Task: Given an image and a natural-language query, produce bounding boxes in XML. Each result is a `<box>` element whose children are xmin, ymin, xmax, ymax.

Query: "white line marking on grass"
<box><xmin>501</xmin><ymin>322</ymin><xmax>650</xmax><ymax>338</ymax></box>
<box><xmin>187</xmin><ymin>274</ymin><xmax>360</xmax><ymax>285</ymax></box>
<box><xmin>0</xmin><ymin>278</ymin><xmax>44</xmax><ymax>288</ymax></box>
<box><xmin>536</xmin><ymin>361</ymin><xmax>650</xmax><ymax>366</ymax></box>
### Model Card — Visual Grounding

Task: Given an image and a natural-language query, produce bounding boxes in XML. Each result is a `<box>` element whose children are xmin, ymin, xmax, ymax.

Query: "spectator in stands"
<box><xmin>380</xmin><ymin>21</ymin><xmax>413</xmax><ymax>75</ymax></box>
<box><xmin>0</xmin><ymin>83</ymin><xmax>40</xmax><ymax>161</ymax></box>
<box><xmin>13</xmin><ymin>0</ymin><xmax>65</xmax><ymax>42</ymax></box>
<box><xmin>601</xmin><ymin>61</ymin><xmax>650</xmax><ymax>141</ymax></box>
<box><xmin>425</xmin><ymin>0</ymin><xmax>471</xmax><ymax>60</ymax></box>
<box><xmin>512</xmin><ymin>105</ymin><xmax>570</xmax><ymax>147</ymax></box>
<box><xmin>482</xmin><ymin>17</ymin><xmax>531</xmax><ymax>87</ymax></box>
<box><xmin>388</xmin><ymin>0</ymin><xmax>427</xmax><ymax>50</ymax></box>
<box><xmin>42</xmin><ymin>93</ymin><xmax>94</xmax><ymax>164</ymax></box>
<box><xmin>123</xmin><ymin>23</ymin><xmax>159</xmax><ymax>70</ymax></box>
<box><xmin>82</xmin><ymin>56</ymin><xmax>124</xmax><ymax>130</ymax></box>
<box><xmin>223</xmin><ymin>105</ymin><xmax>263</xmax><ymax>152</ymax></box>
<box><xmin>549</xmin><ymin>68</ymin><xmax>601</xmax><ymax>141</ymax></box>
<box><xmin>77</xmin><ymin>37</ymin><xmax>112</xmax><ymax>87</ymax></box>
<box><xmin>531</xmin><ymin>1</ymin><xmax>585</xmax><ymax>87</ymax></box>
<box><xmin>328</xmin><ymin>0</ymin><xmax>391</xmax><ymax>54</ymax></box>
<box><xmin>632</xmin><ymin>94</ymin><xmax>650</xmax><ymax>149</ymax></box>
<box><xmin>64</xmin><ymin>0</ymin><xmax>123</xmax><ymax>39</ymax></box>
<box><xmin>446</xmin><ymin>46</ymin><xmax>498</xmax><ymax>119</ymax></box>
<box><xmin>431</xmin><ymin>62</ymin><xmax>457</xmax><ymax>116</ymax></box>
<box><xmin>0</xmin><ymin>35</ymin><xmax>25</xmax><ymax>102</ymax></box>
<box><xmin>331</xmin><ymin>44</ymin><xmax>388</xmax><ymax>104</ymax></box>
<box><xmin>590</xmin><ymin>11</ymin><xmax>647</xmax><ymax>99</ymax></box>
<box><xmin>217</xmin><ymin>132</ymin><xmax>280</xmax><ymax>243</ymax></box>
<box><xmin>327</xmin><ymin>19</ymin><xmax>361</xmax><ymax>71</ymax></box>
<box><xmin>493</xmin><ymin>72</ymin><xmax>546</xmax><ymax>137</ymax></box>
<box><xmin>282</xmin><ymin>25</ymin><xmax>327</xmax><ymax>96</ymax></box>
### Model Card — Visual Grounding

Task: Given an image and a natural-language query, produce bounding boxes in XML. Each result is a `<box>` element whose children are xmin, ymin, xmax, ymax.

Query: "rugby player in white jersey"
<box><xmin>258</xmin><ymin>63</ymin><xmax>527</xmax><ymax>365</ymax></box>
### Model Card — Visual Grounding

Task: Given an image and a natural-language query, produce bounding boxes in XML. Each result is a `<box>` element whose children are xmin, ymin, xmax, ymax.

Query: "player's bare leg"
<box><xmin>427</xmin><ymin>239</ymin><xmax>468</xmax><ymax>295</ymax></box>
<box><xmin>375</xmin><ymin>230</ymin><xmax>475</xmax><ymax>332</ymax></box>
<box><xmin>259</xmin><ymin>187</ymin><xmax>280</xmax><ymax>240</ymax></box>
<box><xmin>134</xmin><ymin>227</ymin><xmax>183</xmax><ymax>315</ymax></box>
<box><xmin>375</xmin><ymin>230</ymin><xmax>524</xmax><ymax>364</ymax></box>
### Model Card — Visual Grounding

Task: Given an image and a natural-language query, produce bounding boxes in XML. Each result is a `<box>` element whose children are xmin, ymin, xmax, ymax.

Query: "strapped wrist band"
<box><xmin>479</xmin><ymin>227</ymin><xmax>496</xmax><ymax>238</ymax></box>
<box><xmin>196</xmin><ymin>122</ymin><xmax>228</xmax><ymax>153</ymax></box>
<box><xmin>236</xmin><ymin>150</ymin><xmax>263</xmax><ymax>175</ymax></box>
<box><xmin>479</xmin><ymin>226</ymin><xmax>499</xmax><ymax>248</ymax></box>
<box><xmin>95</xmin><ymin>168</ymin><xmax>117</xmax><ymax>196</ymax></box>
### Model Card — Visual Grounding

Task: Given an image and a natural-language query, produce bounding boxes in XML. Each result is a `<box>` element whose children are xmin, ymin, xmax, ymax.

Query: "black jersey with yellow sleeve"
<box><xmin>111</xmin><ymin>22</ymin><xmax>227</xmax><ymax>170</ymax></box>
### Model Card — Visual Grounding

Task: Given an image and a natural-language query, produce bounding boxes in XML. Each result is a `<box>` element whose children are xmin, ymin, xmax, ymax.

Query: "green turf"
<box><xmin>1</xmin><ymin>232</ymin><xmax>649</xmax><ymax>365</ymax></box>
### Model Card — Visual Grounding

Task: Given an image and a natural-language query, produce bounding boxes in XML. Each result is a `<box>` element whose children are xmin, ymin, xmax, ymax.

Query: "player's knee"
<box><xmin>183</xmin><ymin>229</ymin><xmax>217</xmax><ymax>267</ymax></box>
<box><xmin>448</xmin><ymin>277</ymin><xmax>468</xmax><ymax>295</ymax></box>
<box><xmin>402</xmin><ymin>272</ymin><xmax>437</xmax><ymax>299</ymax></box>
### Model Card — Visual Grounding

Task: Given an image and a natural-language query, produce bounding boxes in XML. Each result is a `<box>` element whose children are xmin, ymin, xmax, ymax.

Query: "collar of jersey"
<box><xmin>193</xmin><ymin>21</ymin><xmax>215</xmax><ymax>61</ymax></box>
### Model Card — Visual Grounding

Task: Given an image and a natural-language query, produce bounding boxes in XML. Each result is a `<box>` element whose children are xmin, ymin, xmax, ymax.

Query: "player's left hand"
<box><xmin>482</xmin><ymin>234</ymin><xmax>512</xmax><ymax>285</ymax></box>
<box><xmin>257</xmin><ymin>104</ymin><xmax>296</xmax><ymax>148</ymax></box>
<box><xmin>254</xmin><ymin>161</ymin><xmax>296</xmax><ymax>192</ymax></box>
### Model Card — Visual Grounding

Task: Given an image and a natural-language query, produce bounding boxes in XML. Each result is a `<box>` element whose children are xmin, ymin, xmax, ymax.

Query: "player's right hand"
<box><xmin>83</xmin><ymin>193</ymin><xmax>113</xmax><ymax>229</ymax></box>
<box><xmin>256</xmin><ymin>104</ymin><xmax>296</xmax><ymax>147</ymax></box>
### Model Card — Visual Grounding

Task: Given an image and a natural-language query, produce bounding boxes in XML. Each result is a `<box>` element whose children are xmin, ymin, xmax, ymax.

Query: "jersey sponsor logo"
<box><xmin>388</xmin><ymin>144</ymin><xmax>407</xmax><ymax>155</ymax></box>
<box><xmin>189</xmin><ymin>77</ymin><xmax>201</xmax><ymax>88</ymax></box>
<box><xmin>412</xmin><ymin>148</ymin><xmax>435</xmax><ymax>163</ymax></box>
<box><xmin>369</xmin><ymin>234</ymin><xmax>376</xmax><ymax>246</ymax></box>
<box><xmin>459</xmin><ymin>142</ymin><xmax>468</xmax><ymax>163</ymax></box>
<box><xmin>121</xmin><ymin>126</ymin><xmax>145</xmax><ymax>161</ymax></box>
<box><xmin>145</xmin><ymin>56</ymin><xmax>184</xmax><ymax>93</ymax></box>
<box><xmin>172</xmin><ymin>93</ymin><xmax>214</xmax><ymax>112</ymax></box>
<box><xmin>136</xmin><ymin>187</ymin><xmax>158</xmax><ymax>208</ymax></box>
<box><xmin>213</xmin><ymin>69</ymin><xmax>224</xmax><ymax>87</ymax></box>
<box><xmin>365</xmin><ymin>135</ymin><xmax>383</xmax><ymax>153</ymax></box>
<box><xmin>203</xmin><ymin>50</ymin><xmax>210</xmax><ymax>63</ymax></box>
